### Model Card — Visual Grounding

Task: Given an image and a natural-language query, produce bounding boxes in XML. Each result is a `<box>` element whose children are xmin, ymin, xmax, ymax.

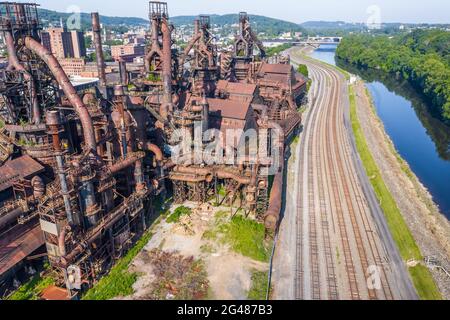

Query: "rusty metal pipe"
<box><xmin>62</xmin><ymin>195</ymin><xmax>139</xmax><ymax>265</ymax></box>
<box><xmin>145</xmin><ymin>18</ymin><xmax>163</xmax><ymax>72</ymax></box>
<box><xmin>24</xmin><ymin>36</ymin><xmax>97</xmax><ymax>151</ymax></box>
<box><xmin>46</xmin><ymin>110</ymin><xmax>75</xmax><ymax>225</ymax></box>
<box><xmin>91</xmin><ymin>12</ymin><xmax>107</xmax><ymax>87</ymax></box>
<box><xmin>118</xmin><ymin>58</ymin><xmax>128</xmax><ymax>85</ymax></box>
<box><xmin>109</xmin><ymin>152</ymin><xmax>146</xmax><ymax>174</ymax></box>
<box><xmin>145</xmin><ymin>142</ymin><xmax>163</xmax><ymax>162</ymax></box>
<box><xmin>178</xmin><ymin>32</ymin><xmax>201</xmax><ymax>73</ymax></box>
<box><xmin>0</xmin><ymin>206</ymin><xmax>25</xmax><ymax>228</ymax></box>
<box><xmin>161</xmin><ymin>19</ymin><xmax>173</xmax><ymax>114</ymax></box>
<box><xmin>216</xmin><ymin>170</ymin><xmax>251</xmax><ymax>185</ymax></box>
<box><xmin>264</xmin><ymin>167</ymin><xmax>283</xmax><ymax>230</ymax></box>
<box><xmin>58</xmin><ymin>226</ymin><xmax>70</xmax><ymax>257</ymax></box>
<box><xmin>264</xmin><ymin>124</ymin><xmax>285</xmax><ymax>230</ymax></box>
<box><xmin>170</xmin><ymin>172</ymin><xmax>213</xmax><ymax>183</ymax></box>
<box><xmin>5</xmin><ymin>31</ymin><xmax>41</xmax><ymax>124</ymax></box>
<box><xmin>174</xmin><ymin>166</ymin><xmax>211</xmax><ymax>176</ymax></box>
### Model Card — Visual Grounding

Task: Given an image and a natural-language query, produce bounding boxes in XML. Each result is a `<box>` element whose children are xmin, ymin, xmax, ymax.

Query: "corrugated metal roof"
<box><xmin>0</xmin><ymin>155</ymin><xmax>45</xmax><ymax>192</ymax></box>
<box><xmin>41</xmin><ymin>286</ymin><xmax>71</xmax><ymax>300</ymax></box>
<box><xmin>259</xmin><ymin>63</ymin><xmax>293</xmax><ymax>75</ymax></box>
<box><xmin>0</xmin><ymin>224</ymin><xmax>45</xmax><ymax>276</ymax></box>
<box><xmin>207</xmin><ymin>98</ymin><xmax>252</xmax><ymax>120</ymax></box>
<box><xmin>216</xmin><ymin>80</ymin><xmax>257</xmax><ymax>97</ymax></box>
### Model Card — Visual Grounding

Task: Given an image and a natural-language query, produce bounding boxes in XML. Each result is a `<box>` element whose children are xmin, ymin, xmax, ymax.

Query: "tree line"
<box><xmin>336</xmin><ymin>30</ymin><xmax>450</xmax><ymax>122</ymax></box>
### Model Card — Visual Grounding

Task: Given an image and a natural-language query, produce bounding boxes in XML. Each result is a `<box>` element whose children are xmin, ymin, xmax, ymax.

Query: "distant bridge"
<box><xmin>263</xmin><ymin>36</ymin><xmax>342</xmax><ymax>47</ymax></box>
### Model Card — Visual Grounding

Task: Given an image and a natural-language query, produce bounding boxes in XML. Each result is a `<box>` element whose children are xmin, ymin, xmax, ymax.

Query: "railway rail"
<box><xmin>291</xmin><ymin>50</ymin><xmax>404</xmax><ymax>300</ymax></box>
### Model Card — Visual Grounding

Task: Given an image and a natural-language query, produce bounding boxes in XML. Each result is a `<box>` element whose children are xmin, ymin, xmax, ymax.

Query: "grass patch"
<box><xmin>8</xmin><ymin>273</ymin><xmax>55</xmax><ymax>300</ymax></box>
<box><xmin>166</xmin><ymin>206</ymin><xmax>192</xmax><ymax>224</ymax></box>
<box><xmin>349</xmin><ymin>84</ymin><xmax>442</xmax><ymax>300</ymax></box>
<box><xmin>247</xmin><ymin>270</ymin><xmax>268</xmax><ymax>300</ymax></box>
<box><xmin>82</xmin><ymin>230</ymin><xmax>154</xmax><ymax>300</ymax></box>
<box><xmin>226</xmin><ymin>216</ymin><xmax>268</xmax><ymax>261</ymax></box>
<box><xmin>223</xmin><ymin>216</ymin><xmax>271</xmax><ymax>262</ymax></box>
<box><xmin>202</xmin><ymin>213</ymin><xmax>271</xmax><ymax>262</ymax></box>
<box><xmin>409</xmin><ymin>265</ymin><xmax>442</xmax><ymax>300</ymax></box>
<box><xmin>217</xmin><ymin>185</ymin><xmax>227</xmax><ymax>197</ymax></box>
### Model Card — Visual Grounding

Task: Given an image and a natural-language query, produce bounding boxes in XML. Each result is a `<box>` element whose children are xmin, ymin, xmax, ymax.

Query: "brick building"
<box><xmin>41</xmin><ymin>28</ymin><xmax>86</xmax><ymax>59</ymax></box>
<box><xmin>59</xmin><ymin>58</ymin><xmax>86</xmax><ymax>77</ymax></box>
<box><xmin>111</xmin><ymin>44</ymin><xmax>145</xmax><ymax>62</ymax></box>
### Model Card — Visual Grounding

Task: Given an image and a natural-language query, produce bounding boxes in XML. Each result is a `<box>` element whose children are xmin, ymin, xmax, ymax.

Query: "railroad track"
<box><xmin>293</xmin><ymin>52</ymin><xmax>398</xmax><ymax>300</ymax></box>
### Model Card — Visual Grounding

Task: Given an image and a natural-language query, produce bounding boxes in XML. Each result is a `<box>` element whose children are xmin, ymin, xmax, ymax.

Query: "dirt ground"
<box><xmin>354</xmin><ymin>80</ymin><xmax>450</xmax><ymax>299</ymax></box>
<box><xmin>122</xmin><ymin>202</ymin><xmax>269</xmax><ymax>300</ymax></box>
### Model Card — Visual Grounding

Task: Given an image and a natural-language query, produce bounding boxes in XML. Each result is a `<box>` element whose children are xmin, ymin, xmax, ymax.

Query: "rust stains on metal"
<box><xmin>0</xmin><ymin>224</ymin><xmax>44</xmax><ymax>276</ymax></box>
<box><xmin>24</xmin><ymin>36</ymin><xmax>97</xmax><ymax>151</ymax></box>
<box><xmin>0</xmin><ymin>155</ymin><xmax>44</xmax><ymax>192</ymax></box>
<box><xmin>207</xmin><ymin>98</ymin><xmax>252</xmax><ymax>121</ymax></box>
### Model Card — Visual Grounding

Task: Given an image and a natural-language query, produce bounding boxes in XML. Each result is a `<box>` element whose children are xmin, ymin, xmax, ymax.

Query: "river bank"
<box><xmin>353</xmin><ymin>80</ymin><xmax>450</xmax><ymax>299</ymax></box>
<box><xmin>291</xmin><ymin>45</ymin><xmax>449</xmax><ymax>299</ymax></box>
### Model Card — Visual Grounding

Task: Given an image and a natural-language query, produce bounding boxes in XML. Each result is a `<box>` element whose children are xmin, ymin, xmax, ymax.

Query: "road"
<box><xmin>271</xmin><ymin>47</ymin><xmax>418</xmax><ymax>300</ymax></box>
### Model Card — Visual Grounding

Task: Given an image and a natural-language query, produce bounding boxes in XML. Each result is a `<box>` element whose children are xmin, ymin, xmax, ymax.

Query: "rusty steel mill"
<box><xmin>0</xmin><ymin>2</ymin><xmax>307</xmax><ymax>295</ymax></box>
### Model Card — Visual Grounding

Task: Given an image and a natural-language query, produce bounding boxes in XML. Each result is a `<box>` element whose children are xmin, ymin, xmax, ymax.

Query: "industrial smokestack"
<box><xmin>161</xmin><ymin>18</ymin><xmax>173</xmax><ymax>116</ymax></box>
<box><xmin>201</xmin><ymin>94</ymin><xmax>209</xmax><ymax>133</ymax></box>
<box><xmin>119</xmin><ymin>58</ymin><xmax>128</xmax><ymax>85</ymax></box>
<box><xmin>91</xmin><ymin>12</ymin><xmax>107</xmax><ymax>88</ymax></box>
<box><xmin>46</xmin><ymin>110</ymin><xmax>77</xmax><ymax>225</ymax></box>
<box><xmin>194</xmin><ymin>19</ymin><xmax>200</xmax><ymax>35</ymax></box>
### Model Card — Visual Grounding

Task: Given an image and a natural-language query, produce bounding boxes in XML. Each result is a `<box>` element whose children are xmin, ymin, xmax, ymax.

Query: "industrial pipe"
<box><xmin>0</xmin><ymin>206</ymin><xmax>25</xmax><ymax>229</ymax></box>
<box><xmin>24</xmin><ymin>37</ymin><xmax>97</xmax><ymax>152</ymax></box>
<box><xmin>31</xmin><ymin>175</ymin><xmax>46</xmax><ymax>199</ymax></box>
<box><xmin>46</xmin><ymin>110</ymin><xmax>76</xmax><ymax>225</ymax></box>
<box><xmin>161</xmin><ymin>19</ymin><xmax>173</xmax><ymax>115</ymax></box>
<box><xmin>146</xmin><ymin>142</ymin><xmax>163</xmax><ymax>162</ymax></box>
<box><xmin>58</xmin><ymin>226</ymin><xmax>70</xmax><ymax>257</ymax></box>
<box><xmin>61</xmin><ymin>195</ymin><xmax>141</xmax><ymax>266</ymax></box>
<box><xmin>264</xmin><ymin>124</ymin><xmax>285</xmax><ymax>230</ymax></box>
<box><xmin>109</xmin><ymin>152</ymin><xmax>146</xmax><ymax>174</ymax></box>
<box><xmin>180</xmin><ymin>33</ymin><xmax>201</xmax><ymax>67</ymax></box>
<box><xmin>264</xmin><ymin>167</ymin><xmax>283</xmax><ymax>230</ymax></box>
<box><xmin>216</xmin><ymin>169</ymin><xmax>252</xmax><ymax>185</ymax></box>
<box><xmin>174</xmin><ymin>166</ymin><xmax>211</xmax><ymax>176</ymax></box>
<box><xmin>91</xmin><ymin>13</ymin><xmax>107</xmax><ymax>87</ymax></box>
<box><xmin>118</xmin><ymin>58</ymin><xmax>128</xmax><ymax>85</ymax></box>
<box><xmin>4</xmin><ymin>31</ymin><xmax>41</xmax><ymax>124</ymax></box>
<box><xmin>145</xmin><ymin>18</ymin><xmax>163</xmax><ymax>72</ymax></box>
<box><xmin>250</xmin><ymin>29</ymin><xmax>266</xmax><ymax>58</ymax></box>
<box><xmin>170</xmin><ymin>172</ymin><xmax>213</xmax><ymax>183</ymax></box>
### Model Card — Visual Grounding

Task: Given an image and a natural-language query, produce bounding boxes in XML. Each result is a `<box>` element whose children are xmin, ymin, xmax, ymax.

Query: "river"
<box><xmin>311</xmin><ymin>44</ymin><xmax>450</xmax><ymax>219</ymax></box>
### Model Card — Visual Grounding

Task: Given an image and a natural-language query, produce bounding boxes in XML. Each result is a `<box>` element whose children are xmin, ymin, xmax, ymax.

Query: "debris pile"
<box><xmin>141</xmin><ymin>249</ymin><xmax>209</xmax><ymax>300</ymax></box>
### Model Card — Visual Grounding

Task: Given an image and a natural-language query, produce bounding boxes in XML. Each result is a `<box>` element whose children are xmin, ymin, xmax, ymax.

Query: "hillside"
<box><xmin>37</xmin><ymin>8</ymin><xmax>304</xmax><ymax>36</ymax></box>
<box><xmin>171</xmin><ymin>14</ymin><xmax>304</xmax><ymax>36</ymax></box>
<box><xmin>38</xmin><ymin>8</ymin><xmax>148</xmax><ymax>30</ymax></box>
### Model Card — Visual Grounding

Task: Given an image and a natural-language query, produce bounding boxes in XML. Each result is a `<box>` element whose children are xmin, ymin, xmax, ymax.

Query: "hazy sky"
<box><xmin>17</xmin><ymin>0</ymin><xmax>450</xmax><ymax>24</ymax></box>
